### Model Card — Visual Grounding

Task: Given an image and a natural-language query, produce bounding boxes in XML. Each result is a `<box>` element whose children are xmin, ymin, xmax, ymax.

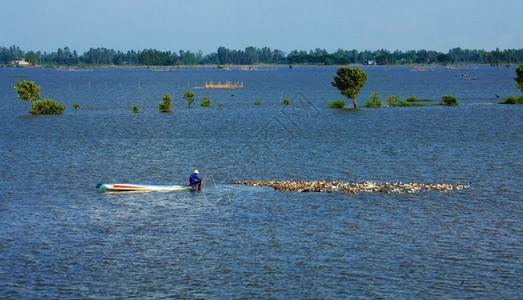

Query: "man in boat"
<box><xmin>189</xmin><ymin>170</ymin><xmax>203</xmax><ymax>190</ymax></box>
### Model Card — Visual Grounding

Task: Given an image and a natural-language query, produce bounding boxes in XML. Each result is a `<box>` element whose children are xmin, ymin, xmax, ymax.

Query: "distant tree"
<box><xmin>244</xmin><ymin>46</ymin><xmax>258</xmax><ymax>64</ymax></box>
<box><xmin>183</xmin><ymin>90</ymin><xmax>195</xmax><ymax>107</ymax></box>
<box><xmin>139</xmin><ymin>49</ymin><xmax>174</xmax><ymax>66</ymax></box>
<box><xmin>217</xmin><ymin>46</ymin><xmax>230</xmax><ymax>65</ymax></box>
<box><xmin>515</xmin><ymin>63</ymin><xmax>523</xmax><ymax>92</ymax></box>
<box><xmin>25</xmin><ymin>51</ymin><xmax>38</xmax><ymax>65</ymax></box>
<box><xmin>331</xmin><ymin>66</ymin><xmax>367</xmax><ymax>108</ymax></box>
<box><xmin>437</xmin><ymin>53</ymin><xmax>450</xmax><ymax>65</ymax></box>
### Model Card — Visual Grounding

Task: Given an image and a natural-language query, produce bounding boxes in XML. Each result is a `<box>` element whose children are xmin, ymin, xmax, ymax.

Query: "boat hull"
<box><xmin>96</xmin><ymin>183</ymin><xmax>193</xmax><ymax>192</ymax></box>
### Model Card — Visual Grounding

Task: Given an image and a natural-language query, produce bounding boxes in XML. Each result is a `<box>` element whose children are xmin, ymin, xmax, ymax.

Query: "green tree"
<box><xmin>441</xmin><ymin>95</ymin><xmax>459</xmax><ymax>106</ymax></box>
<box><xmin>31</xmin><ymin>98</ymin><xmax>65</xmax><ymax>114</ymax></box>
<box><xmin>15</xmin><ymin>80</ymin><xmax>64</xmax><ymax>114</ymax></box>
<box><xmin>15</xmin><ymin>80</ymin><xmax>41</xmax><ymax>101</ymax></box>
<box><xmin>331</xmin><ymin>66</ymin><xmax>367</xmax><ymax>108</ymax></box>
<box><xmin>159</xmin><ymin>94</ymin><xmax>172</xmax><ymax>112</ymax></box>
<box><xmin>364</xmin><ymin>91</ymin><xmax>381</xmax><ymax>108</ymax></box>
<box><xmin>183</xmin><ymin>90</ymin><xmax>195</xmax><ymax>107</ymax></box>
<box><xmin>201</xmin><ymin>97</ymin><xmax>212</xmax><ymax>107</ymax></box>
<box><xmin>25</xmin><ymin>51</ymin><xmax>38</xmax><ymax>65</ymax></box>
<box><xmin>387</xmin><ymin>95</ymin><xmax>398</xmax><ymax>107</ymax></box>
<box><xmin>515</xmin><ymin>63</ymin><xmax>523</xmax><ymax>92</ymax></box>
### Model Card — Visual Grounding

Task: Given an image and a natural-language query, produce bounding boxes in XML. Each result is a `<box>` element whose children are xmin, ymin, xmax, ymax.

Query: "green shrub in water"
<box><xmin>387</xmin><ymin>95</ymin><xmax>398</xmax><ymax>107</ymax></box>
<box><xmin>201</xmin><ymin>97</ymin><xmax>212</xmax><ymax>107</ymax></box>
<box><xmin>159</xmin><ymin>94</ymin><xmax>172</xmax><ymax>112</ymax></box>
<box><xmin>15</xmin><ymin>80</ymin><xmax>65</xmax><ymax>115</ymax></box>
<box><xmin>183</xmin><ymin>90</ymin><xmax>195</xmax><ymax>107</ymax></box>
<box><xmin>364</xmin><ymin>92</ymin><xmax>381</xmax><ymax>108</ymax></box>
<box><xmin>441</xmin><ymin>95</ymin><xmax>459</xmax><ymax>106</ymax></box>
<box><xmin>501</xmin><ymin>95</ymin><xmax>523</xmax><ymax>104</ymax></box>
<box><xmin>397</xmin><ymin>100</ymin><xmax>426</xmax><ymax>107</ymax></box>
<box><xmin>31</xmin><ymin>98</ymin><xmax>65</xmax><ymax>115</ymax></box>
<box><xmin>327</xmin><ymin>100</ymin><xmax>346</xmax><ymax>108</ymax></box>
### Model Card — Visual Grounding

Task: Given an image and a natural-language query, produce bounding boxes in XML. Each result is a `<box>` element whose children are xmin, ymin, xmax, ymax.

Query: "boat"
<box><xmin>149</xmin><ymin>67</ymin><xmax>178</xmax><ymax>72</ymax></box>
<box><xmin>204</xmin><ymin>81</ymin><xmax>243</xmax><ymax>89</ymax></box>
<box><xmin>96</xmin><ymin>183</ymin><xmax>194</xmax><ymax>192</ymax></box>
<box><xmin>56</xmin><ymin>67</ymin><xmax>93</xmax><ymax>72</ymax></box>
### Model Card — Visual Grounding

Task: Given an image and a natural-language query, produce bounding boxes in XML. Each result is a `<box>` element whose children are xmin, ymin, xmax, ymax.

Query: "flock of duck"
<box><xmin>235</xmin><ymin>180</ymin><xmax>470</xmax><ymax>194</ymax></box>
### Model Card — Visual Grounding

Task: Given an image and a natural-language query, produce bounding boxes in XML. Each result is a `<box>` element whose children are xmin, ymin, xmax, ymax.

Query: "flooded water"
<box><xmin>0</xmin><ymin>65</ymin><xmax>521</xmax><ymax>298</ymax></box>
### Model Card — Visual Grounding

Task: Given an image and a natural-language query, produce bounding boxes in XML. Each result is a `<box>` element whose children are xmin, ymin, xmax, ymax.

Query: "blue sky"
<box><xmin>2</xmin><ymin>0</ymin><xmax>522</xmax><ymax>54</ymax></box>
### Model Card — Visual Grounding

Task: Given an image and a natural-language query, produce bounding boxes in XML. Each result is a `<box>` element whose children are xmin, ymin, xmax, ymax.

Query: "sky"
<box><xmin>2</xmin><ymin>0</ymin><xmax>522</xmax><ymax>55</ymax></box>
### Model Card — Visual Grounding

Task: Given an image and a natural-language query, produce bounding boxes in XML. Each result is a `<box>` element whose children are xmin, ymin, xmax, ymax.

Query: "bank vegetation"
<box><xmin>2</xmin><ymin>45</ymin><xmax>522</xmax><ymax>67</ymax></box>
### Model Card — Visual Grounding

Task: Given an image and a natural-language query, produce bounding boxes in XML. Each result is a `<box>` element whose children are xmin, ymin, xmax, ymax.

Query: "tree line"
<box><xmin>1</xmin><ymin>45</ymin><xmax>522</xmax><ymax>66</ymax></box>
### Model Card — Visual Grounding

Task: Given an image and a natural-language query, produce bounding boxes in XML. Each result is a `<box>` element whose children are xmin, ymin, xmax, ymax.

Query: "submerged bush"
<box><xmin>441</xmin><ymin>95</ymin><xmax>459</xmax><ymax>106</ymax></box>
<box><xmin>31</xmin><ymin>98</ymin><xmax>65</xmax><ymax>115</ymax></box>
<box><xmin>254</xmin><ymin>100</ymin><xmax>262</xmax><ymax>105</ymax></box>
<box><xmin>327</xmin><ymin>100</ymin><xmax>346</xmax><ymax>108</ymax></box>
<box><xmin>132</xmin><ymin>105</ymin><xmax>139</xmax><ymax>113</ymax></box>
<box><xmin>364</xmin><ymin>92</ymin><xmax>381</xmax><ymax>108</ymax></box>
<box><xmin>397</xmin><ymin>100</ymin><xmax>426</xmax><ymax>107</ymax></box>
<box><xmin>282</xmin><ymin>98</ymin><xmax>291</xmax><ymax>105</ymax></box>
<box><xmin>15</xmin><ymin>80</ymin><xmax>40</xmax><ymax>102</ymax></box>
<box><xmin>201</xmin><ymin>97</ymin><xmax>212</xmax><ymax>107</ymax></box>
<box><xmin>406</xmin><ymin>96</ymin><xmax>419</xmax><ymax>102</ymax></box>
<box><xmin>501</xmin><ymin>95</ymin><xmax>523</xmax><ymax>104</ymax></box>
<box><xmin>15</xmin><ymin>80</ymin><xmax>65</xmax><ymax>115</ymax></box>
<box><xmin>159</xmin><ymin>94</ymin><xmax>172</xmax><ymax>112</ymax></box>
<box><xmin>183</xmin><ymin>90</ymin><xmax>195</xmax><ymax>107</ymax></box>
<box><xmin>387</xmin><ymin>95</ymin><xmax>398</xmax><ymax>107</ymax></box>
<box><xmin>73</xmin><ymin>103</ymin><xmax>82</xmax><ymax>109</ymax></box>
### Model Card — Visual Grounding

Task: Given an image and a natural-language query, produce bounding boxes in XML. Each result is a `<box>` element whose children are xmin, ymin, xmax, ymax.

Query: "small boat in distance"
<box><xmin>205</xmin><ymin>81</ymin><xmax>244</xmax><ymax>89</ymax></box>
<box><xmin>96</xmin><ymin>183</ymin><xmax>193</xmax><ymax>192</ymax></box>
<box><xmin>56</xmin><ymin>67</ymin><xmax>94</xmax><ymax>72</ymax></box>
<box><xmin>460</xmin><ymin>74</ymin><xmax>478</xmax><ymax>80</ymax></box>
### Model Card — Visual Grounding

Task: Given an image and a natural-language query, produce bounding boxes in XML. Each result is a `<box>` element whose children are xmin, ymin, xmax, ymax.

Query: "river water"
<box><xmin>0</xmin><ymin>65</ymin><xmax>521</xmax><ymax>298</ymax></box>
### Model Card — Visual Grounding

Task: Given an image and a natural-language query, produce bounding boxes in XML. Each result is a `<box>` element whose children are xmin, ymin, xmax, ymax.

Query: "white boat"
<box><xmin>96</xmin><ymin>183</ymin><xmax>194</xmax><ymax>192</ymax></box>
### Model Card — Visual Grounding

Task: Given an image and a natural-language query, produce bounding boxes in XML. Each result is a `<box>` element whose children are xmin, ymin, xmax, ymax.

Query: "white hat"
<box><xmin>194</xmin><ymin>170</ymin><xmax>199</xmax><ymax>174</ymax></box>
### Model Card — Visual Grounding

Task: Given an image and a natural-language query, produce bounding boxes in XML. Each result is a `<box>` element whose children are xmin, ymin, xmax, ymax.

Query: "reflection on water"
<box><xmin>0</xmin><ymin>66</ymin><xmax>521</xmax><ymax>298</ymax></box>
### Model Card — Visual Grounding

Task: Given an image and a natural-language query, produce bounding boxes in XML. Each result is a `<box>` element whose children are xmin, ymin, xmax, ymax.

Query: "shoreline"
<box><xmin>0</xmin><ymin>63</ymin><xmax>507</xmax><ymax>69</ymax></box>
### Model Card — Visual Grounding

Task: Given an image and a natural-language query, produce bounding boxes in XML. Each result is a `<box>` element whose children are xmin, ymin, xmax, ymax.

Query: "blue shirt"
<box><xmin>189</xmin><ymin>173</ymin><xmax>202</xmax><ymax>185</ymax></box>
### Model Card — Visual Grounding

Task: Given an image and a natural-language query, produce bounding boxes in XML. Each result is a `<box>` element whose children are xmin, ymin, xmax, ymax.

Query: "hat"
<box><xmin>193</xmin><ymin>170</ymin><xmax>199</xmax><ymax>174</ymax></box>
